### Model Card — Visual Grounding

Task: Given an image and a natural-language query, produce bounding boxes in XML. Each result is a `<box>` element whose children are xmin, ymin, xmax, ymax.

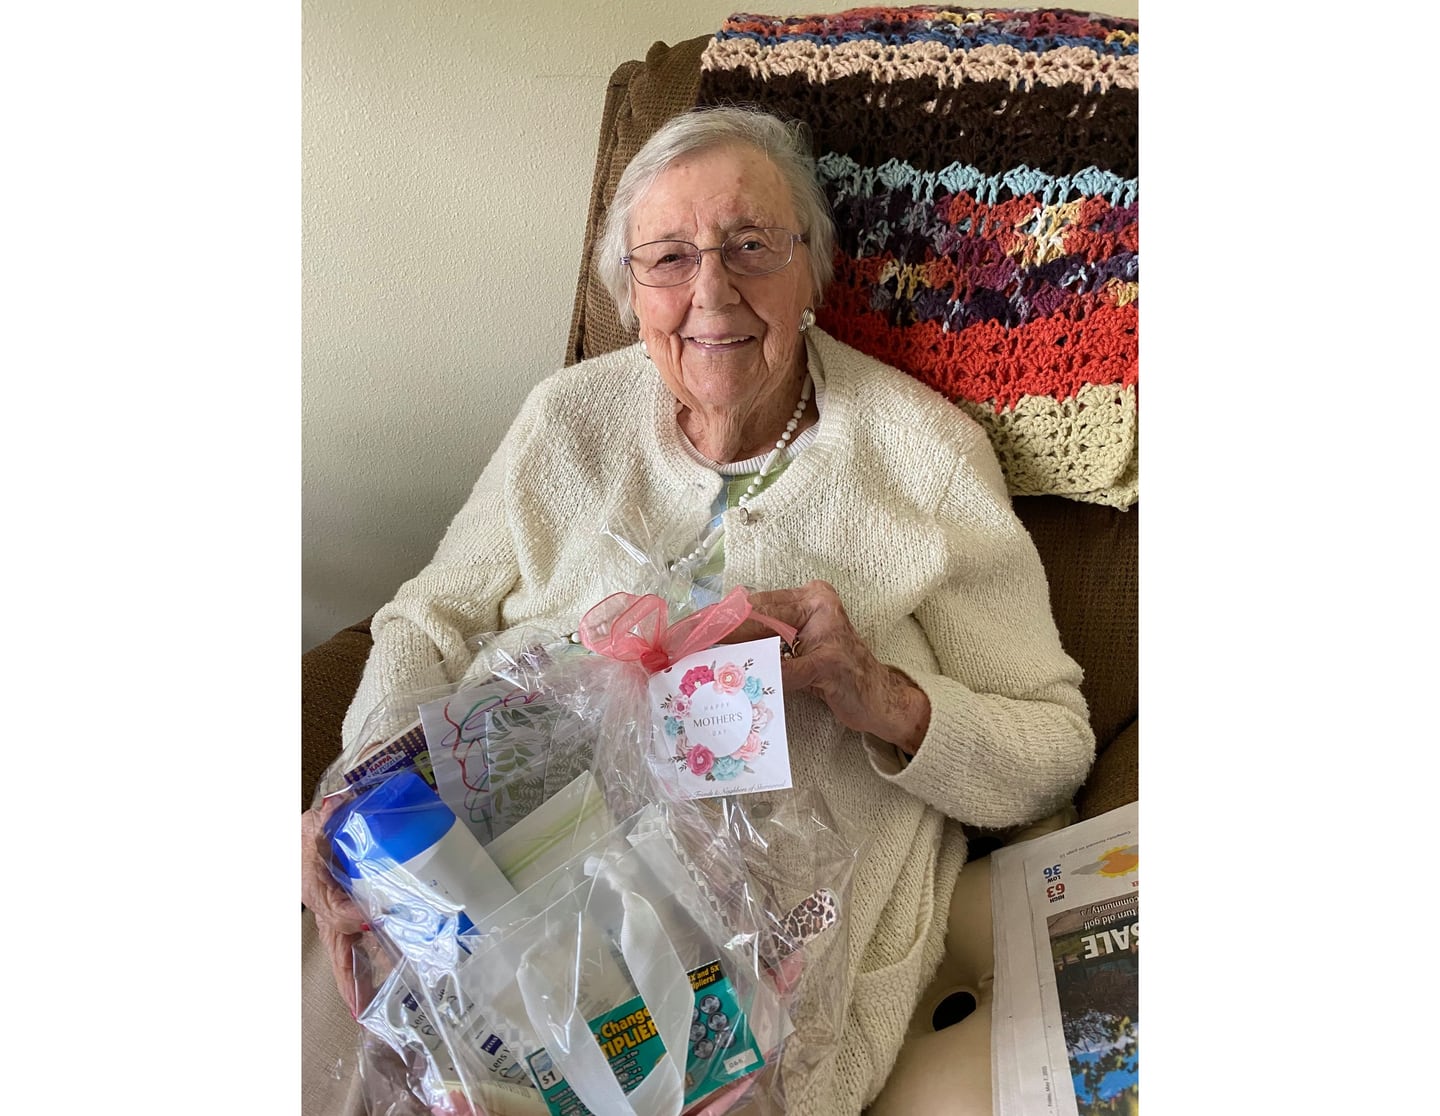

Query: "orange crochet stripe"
<box><xmin>817</xmin><ymin>293</ymin><xmax>1137</xmax><ymax>411</ymax></box>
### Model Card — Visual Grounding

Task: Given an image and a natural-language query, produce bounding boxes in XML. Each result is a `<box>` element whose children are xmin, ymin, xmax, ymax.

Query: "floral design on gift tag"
<box><xmin>661</xmin><ymin>658</ymin><xmax>777</xmax><ymax>782</ymax></box>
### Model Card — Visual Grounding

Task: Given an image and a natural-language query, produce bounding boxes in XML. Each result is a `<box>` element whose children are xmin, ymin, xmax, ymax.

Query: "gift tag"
<box><xmin>647</xmin><ymin>636</ymin><xmax>792</xmax><ymax>800</ymax></box>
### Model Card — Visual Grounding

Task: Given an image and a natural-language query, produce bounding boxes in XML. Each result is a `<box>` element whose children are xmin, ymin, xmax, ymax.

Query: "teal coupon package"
<box><xmin>682</xmin><ymin>959</ymin><xmax>764</xmax><ymax>1104</ymax></box>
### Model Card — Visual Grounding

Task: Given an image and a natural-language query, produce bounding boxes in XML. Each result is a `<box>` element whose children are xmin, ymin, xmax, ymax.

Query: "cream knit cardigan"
<box><xmin>340</xmin><ymin>328</ymin><xmax>1094</xmax><ymax>1115</ymax></box>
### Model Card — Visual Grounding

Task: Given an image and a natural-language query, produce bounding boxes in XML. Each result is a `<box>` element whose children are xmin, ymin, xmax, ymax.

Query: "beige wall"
<box><xmin>302</xmin><ymin>0</ymin><xmax>1141</xmax><ymax>650</ymax></box>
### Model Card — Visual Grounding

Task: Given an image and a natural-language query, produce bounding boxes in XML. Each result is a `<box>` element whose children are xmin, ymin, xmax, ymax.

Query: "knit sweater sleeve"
<box><xmin>338</xmin><ymin>393</ymin><xmax>540</xmax><ymax>751</ymax></box>
<box><xmin>862</xmin><ymin>442</ymin><xmax>1096</xmax><ymax>830</ymax></box>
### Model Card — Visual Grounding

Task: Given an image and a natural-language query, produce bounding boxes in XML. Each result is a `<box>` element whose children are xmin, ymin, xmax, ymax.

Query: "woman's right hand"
<box><xmin>301</xmin><ymin>796</ymin><xmax>368</xmax><ymax>1017</ymax></box>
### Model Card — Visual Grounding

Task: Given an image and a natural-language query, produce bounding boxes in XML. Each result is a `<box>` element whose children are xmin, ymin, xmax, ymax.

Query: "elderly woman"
<box><xmin>303</xmin><ymin>106</ymin><xmax>1094</xmax><ymax>1115</ymax></box>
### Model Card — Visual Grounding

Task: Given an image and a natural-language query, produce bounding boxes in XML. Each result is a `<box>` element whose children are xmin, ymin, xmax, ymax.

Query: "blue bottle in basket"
<box><xmin>326</xmin><ymin>771</ymin><xmax>516</xmax><ymax>949</ymax></box>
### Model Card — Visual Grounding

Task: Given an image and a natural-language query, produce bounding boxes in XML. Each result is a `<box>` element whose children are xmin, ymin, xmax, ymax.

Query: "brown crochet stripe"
<box><xmin>702</xmin><ymin>37</ymin><xmax>1138</xmax><ymax>95</ymax></box>
<box><xmin>696</xmin><ymin>69</ymin><xmax>1137</xmax><ymax>179</ymax></box>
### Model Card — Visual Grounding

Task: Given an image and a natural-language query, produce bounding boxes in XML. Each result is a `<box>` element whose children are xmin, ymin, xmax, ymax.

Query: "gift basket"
<box><xmin>308</xmin><ymin>523</ymin><xmax>867</xmax><ymax>1116</ymax></box>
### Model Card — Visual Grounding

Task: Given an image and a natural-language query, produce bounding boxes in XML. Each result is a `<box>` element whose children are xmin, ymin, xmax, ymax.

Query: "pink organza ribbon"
<box><xmin>579</xmin><ymin>587</ymin><xmax>797</xmax><ymax>674</ymax></box>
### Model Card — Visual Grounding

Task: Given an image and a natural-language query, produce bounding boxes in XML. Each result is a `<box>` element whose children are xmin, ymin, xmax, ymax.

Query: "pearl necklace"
<box><xmin>674</xmin><ymin>375</ymin><xmax>813</xmax><ymax>572</ymax></box>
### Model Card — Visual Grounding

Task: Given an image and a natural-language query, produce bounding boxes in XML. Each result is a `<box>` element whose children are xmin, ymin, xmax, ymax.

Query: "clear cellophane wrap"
<box><xmin>308</xmin><ymin>518</ymin><xmax>866</xmax><ymax>1116</ymax></box>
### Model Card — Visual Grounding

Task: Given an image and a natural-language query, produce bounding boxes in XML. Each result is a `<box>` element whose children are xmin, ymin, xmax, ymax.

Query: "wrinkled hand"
<box><xmin>301</xmin><ymin>796</ymin><xmax>368</xmax><ymax>1017</ymax></box>
<box><xmin>733</xmin><ymin>581</ymin><xmax>931</xmax><ymax>754</ymax></box>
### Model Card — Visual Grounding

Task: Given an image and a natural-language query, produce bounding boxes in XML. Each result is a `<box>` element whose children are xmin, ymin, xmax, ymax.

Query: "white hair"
<box><xmin>596</xmin><ymin>107</ymin><xmax>836</xmax><ymax>330</ymax></box>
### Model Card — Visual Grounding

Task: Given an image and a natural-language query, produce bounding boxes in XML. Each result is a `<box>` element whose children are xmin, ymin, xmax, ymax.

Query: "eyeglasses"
<box><xmin>623</xmin><ymin>228</ymin><xmax>807</xmax><ymax>287</ymax></box>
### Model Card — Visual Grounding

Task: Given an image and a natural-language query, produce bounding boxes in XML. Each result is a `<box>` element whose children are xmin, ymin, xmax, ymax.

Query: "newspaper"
<box><xmin>991</xmin><ymin>801</ymin><xmax>1138</xmax><ymax>1116</ymax></box>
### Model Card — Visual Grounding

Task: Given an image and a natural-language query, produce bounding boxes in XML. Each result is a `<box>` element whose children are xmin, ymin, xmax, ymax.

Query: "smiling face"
<box><xmin>628</xmin><ymin>143</ymin><xmax>815</xmax><ymax>428</ymax></box>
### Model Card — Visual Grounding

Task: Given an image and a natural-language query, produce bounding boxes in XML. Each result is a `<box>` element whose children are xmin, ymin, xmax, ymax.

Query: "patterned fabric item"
<box><xmin>697</xmin><ymin>7</ymin><xmax>1138</xmax><ymax>507</ymax></box>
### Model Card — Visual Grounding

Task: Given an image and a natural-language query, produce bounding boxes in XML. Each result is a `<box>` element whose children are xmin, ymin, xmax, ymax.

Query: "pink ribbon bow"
<box><xmin>579</xmin><ymin>587</ymin><xmax>797</xmax><ymax>674</ymax></box>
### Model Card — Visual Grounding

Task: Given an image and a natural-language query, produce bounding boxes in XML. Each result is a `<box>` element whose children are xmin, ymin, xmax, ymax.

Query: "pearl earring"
<box><xmin>798</xmin><ymin>307</ymin><xmax>815</xmax><ymax>333</ymax></box>
<box><xmin>640</xmin><ymin>339</ymin><xmax>650</xmax><ymax>359</ymax></box>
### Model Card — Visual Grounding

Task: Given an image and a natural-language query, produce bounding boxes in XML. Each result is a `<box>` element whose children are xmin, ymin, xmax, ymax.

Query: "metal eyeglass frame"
<box><xmin>622</xmin><ymin>228</ymin><xmax>808</xmax><ymax>287</ymax></box>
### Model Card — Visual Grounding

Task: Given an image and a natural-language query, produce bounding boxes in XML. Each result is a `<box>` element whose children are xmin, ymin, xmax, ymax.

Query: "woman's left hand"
<box><xmin>736</xmin><ymin>581</ymin><xmax>931</xmax><ymax>754</ymax></box>
<box><xmin>302</xmin><ymin>797</ymin><xmax>370</xmax><ymax>1016</ymax></box>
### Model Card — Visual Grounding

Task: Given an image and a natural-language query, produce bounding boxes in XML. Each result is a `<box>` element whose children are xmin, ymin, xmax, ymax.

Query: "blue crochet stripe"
<box><xmin>713</xmin><ymin>28</ymin><xmax>1138</xmax><ymax>56</ymax></box>
<box><xmin>817</xmin><ymin>152</ymin><xmax>1139</xmax><ymax>211</ymax></box>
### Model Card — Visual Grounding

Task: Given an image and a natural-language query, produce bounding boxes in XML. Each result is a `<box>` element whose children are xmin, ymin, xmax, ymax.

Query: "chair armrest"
<box><xmin>301</xmin><ymin>618</ymin><xmax>374</xmax><ymax>809</ymax></box>
<box><xmin>1076</xmin><ymin>717</ymin><xmax>1138</xmax><ymax>820</ymax></box>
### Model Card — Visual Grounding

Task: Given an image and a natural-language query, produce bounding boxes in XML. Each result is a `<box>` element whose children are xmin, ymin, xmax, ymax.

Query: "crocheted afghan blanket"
<box><xmin>696</xmin><ymin>7</ymin><xmax>1138</xmax><ymax>507</ymax></box>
